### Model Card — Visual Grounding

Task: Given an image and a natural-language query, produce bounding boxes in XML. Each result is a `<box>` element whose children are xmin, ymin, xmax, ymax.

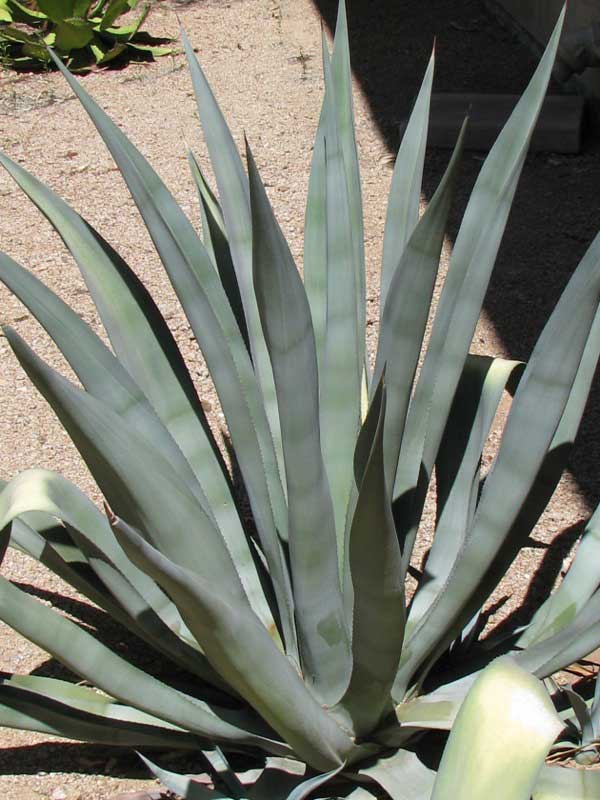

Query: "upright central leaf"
<box><xmin>248</xmin><ymin>143</ymin><xmax>351</xmax><ymax>706</ymax></box>
<box><xmin>319</xmin><ymin>35</ymin><xmax>363</xmax><ymax>545</ymax></box>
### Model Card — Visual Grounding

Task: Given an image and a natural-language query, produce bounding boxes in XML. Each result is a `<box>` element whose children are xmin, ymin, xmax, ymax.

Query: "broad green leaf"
<box><xmin>393</xmin><ymin>7</ymin><xmax>566</xmax><ymax>581</ymax></box>
<box><xmin>247</xmin><ymin>142</ymin><xmax>350</xmax><ymax>705</ymax></box>
<box><xmin>373</xmin><ymin>120</ymin><xmax>466</xmax><ymax>490</ymax></box>
<box><xmin>5</xmin><ymin>0</ymin><xmax>46</xmax><ymax>22</ymax></box>
<box><xmin>55</xmin><ymin>18</ymin><xmax>94</xmax><ymax>51</ymax></box>
<box><xmin>90</xmin><ymin>38</ymin><xmax>126</xmax><ymax>64</ymax></box>
<box><xmin>110</xmin><ymin>514</ymin><xmax>356</xmax><ymax>772</ymax></box>
<box><xmin>380</xmin><ymin>48</ymin><xmax>434</xmax><ymax>308</ymax></box>
<box><xmin>41</xmin><ymin>56</ymin><xmax>296</xmax><ymax>657</ymax></box>
<box><xmin>0</xmin><ymin>574</ymin><xmax>290</xmax><ymax>755</ymax></box>
<box><xmin>534</xmin><ymin>765</ymin><xmax>600</xmax><ymax>799</ymax></box>
<box><xmin>73</xmin><ymin>0</ymin><xmax>93</xmax><ymax>17</ymax></box>
<box><xmin>36</xmin><ymin>0</ymin><xmax>75</xmax><ymax>22</ymax></box>
<box><xmin>98</xmin><ymin>0</ymin><xmax>128</xmax><ymax>29</ymax></box>
<box><xmin>182</xmin><ymin>32</ymin><xmax>286</xmax><ymax>501</ymax></box>
<box><xmin>336</xmin><ymin>386</ymin><xmax>404</xmax><ymax>735</ymax></box>
<box><xmin>431</xmin><ymin>658</ymin><xmax>562</xmax><ymax>800</ymax></box>
<box><xmin>125</xmin><ymin>42</ymin><xmax>172</xmax><ymax>56</ymax></box>
<box><xmin>0</xmin><ymin>24</ymin><xmax>40</xmax><ymax>44</ymax></box>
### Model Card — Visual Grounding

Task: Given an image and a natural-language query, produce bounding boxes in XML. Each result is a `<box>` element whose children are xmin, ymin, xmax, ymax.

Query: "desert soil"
<box><xmin>1</xmin><ymin>0</ymin><xmax>600</xmax><ymax>797</ymax></box>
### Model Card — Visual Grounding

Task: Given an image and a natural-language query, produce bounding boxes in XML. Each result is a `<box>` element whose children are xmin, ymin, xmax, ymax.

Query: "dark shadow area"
<box><xmin>488</xmin><ymin>519</ymin><xmax>585</xmax><ymax>640</ymax></box>
<box><xmin>314</xmin><ymin>0</ymin><xmax>600</xmax><ymax>510</ymax></box>
<box><xmin>0</xmin><ymin>741</ymin><xmax>145</xmax><ymax>777</ymax></box>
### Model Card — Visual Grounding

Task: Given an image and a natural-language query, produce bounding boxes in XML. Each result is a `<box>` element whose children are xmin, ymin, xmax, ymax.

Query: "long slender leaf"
<box><xmin>520</xmin><ymin>491</ymin><xmax>600</xmax><ymax>648</ymax></box>
<box><xmin>2</xmin><ymin>470</ymin><xmax>188</xmax><ymax>637</ymax></box>
<box><xmin>515</xmin><ymin>586</ymin><xmax>600</xmax><ymax>678</ymax></box>
<box><xmin>247</xmin><ymin>142</ymin><xmax>351</xmax><ymax>705</ymax></box>
<box><xmin>330</xmin><ymin>0</ymin><xmax>366</xmax><ymax>382</ymax></box>
<box><xmin>0</xmin><ymin>681</ymin><xmax>203</xmax><ymax>750</ymax></box>
<box><xmin>303</xmin><ymin>34</ymin><xmax>330</xmax><ymax>381</ymax></box>
<box><xmin>187</xmin><ymin>150</ymin><xmax>249</xmax><ymax>350</ymax></box>
<box><xmin>10</xmin><ymin>514</ymin><xmax>213</xmax><ymax>680</ymax></box>
<box><xmin>319</xmin><ymin>34</ymin><xmax>362</xmax><ymax>539</ymax></box>
<box><xmin>380</xmin><ymin>48</ymin><xmax>434</xmax><ymax>309</ymax></box>
<box><xmin>181</xmin><ymin>32</ymin><xmax>286</xmax><ymax>499</ymax></box>
<box><xmin>357</xmin><ymin>749</ymin><xmax>436</xmax><ymax>800</ymax></box>
<box><xmin>373</xmin><ymin>120</ymin><xmax>466</xmax><ymax>489</ymax></box>
<box><xmin>0</xmin><ymin>154</ymin><xmax>224</xmax><ymax>503</ymax></box>
<box><xmin>405</xmin><ymin>356</ymin><xmax>522</xmax><ymax>641</ymax></box>
<box><xmin>0</xmin><ymin>245</ymin><xmax>210</xmax><ymax>510</ymax></box>
<box><xmin>139</xmin><ymin>754</ymin><xmax>230</xmax><ymax>800</ymax></box>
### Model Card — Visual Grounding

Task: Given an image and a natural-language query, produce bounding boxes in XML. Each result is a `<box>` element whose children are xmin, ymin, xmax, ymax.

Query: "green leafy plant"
<box><xmin>1</xmin><ymin>2</ymin><xmax>600</xmax><ymax>797</ymax></box>
<box><xmin>0</xmin><ymin>0</ymin><xmax>171</xmax><ymax>71</ymax></box>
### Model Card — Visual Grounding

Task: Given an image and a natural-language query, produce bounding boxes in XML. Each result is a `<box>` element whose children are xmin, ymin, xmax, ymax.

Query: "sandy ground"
<box><xmin>0</xmin><ymin>0</ymin><xmax>599</xmax><ymax>797</ymax></box>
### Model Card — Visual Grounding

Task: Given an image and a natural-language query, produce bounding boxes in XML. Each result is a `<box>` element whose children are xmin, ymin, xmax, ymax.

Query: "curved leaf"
<box><xmin>110</xmin><ymin>514</ymin><xmax>356</xmax><ymax>772</ymax></box>
<box><xmin>431</xmin><ymin>658</ymin><xmax>562</xmax><ymax>800</ymax></box>
<box><xmin>4</xmin><ymin>331</ymin><xmax>249</xmax><ymax>606</ymax></box>
<box><xmin>0</xmin><ymin>679</ymin><xmax>203</xmax><ymax>750</ymax></box>
<box><xmin>0</xmin><ymin>574</ymin><xmax>290</xmax><ymax>755</ymax></box>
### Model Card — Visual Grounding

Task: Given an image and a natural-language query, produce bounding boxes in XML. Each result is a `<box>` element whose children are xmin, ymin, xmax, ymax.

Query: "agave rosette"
<box><xmin>1</xmin><ymin>2</ymin><xmax>600</xmax><ymax>798</ymax></box>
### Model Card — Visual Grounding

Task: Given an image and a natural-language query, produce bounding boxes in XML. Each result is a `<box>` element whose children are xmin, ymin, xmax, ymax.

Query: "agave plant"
<box><xmin>1</xmin><ymin>2</ymin><xmax>600</xmax><ymax>798</ymax></box>
<box><xmin>0</xmin><ymin>0</ymin><xmax>171</xmax><ymax>70</ymax></box>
